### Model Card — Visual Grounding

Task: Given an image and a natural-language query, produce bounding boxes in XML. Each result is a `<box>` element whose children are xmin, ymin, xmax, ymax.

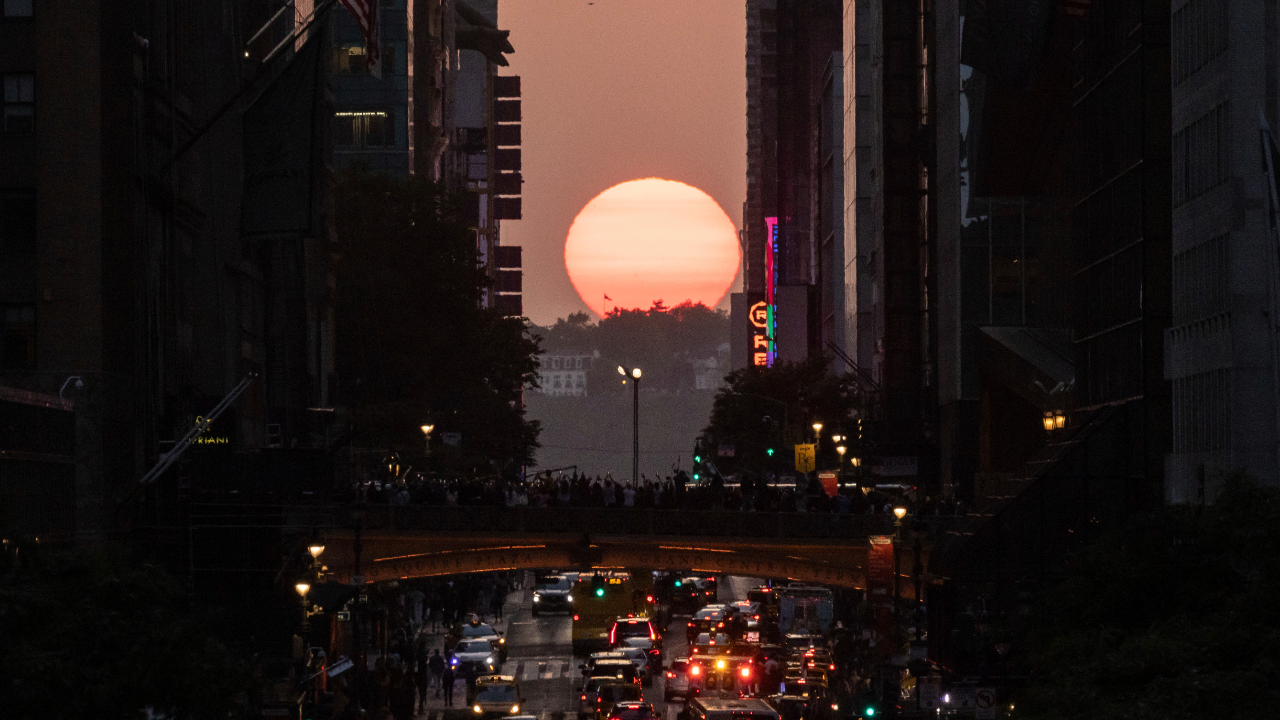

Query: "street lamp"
<box><xmin>1053</xmin><ymin>410</ymin><xmax>1066</xmax><ymax>430</ymax></box>
<box><xmin>296</xmin><ymin>581</ymin><xmax>312</xmax><ymax>632</ymax></box>
<box><xmin>1042</xmin><ymin>412</ymin><xmax>1055</xmax><ymax>432</ymax></box>
<box><xmin>308</xmin><ymin>543</ymin><xmax>325</xmax><ymax>560</ymax></box>
<box><xmin>420</xmin><ymin>424</ymin><xmax>435</xmax><ymax>457</ymax></box>
<box><xmin>618</xmin><ymin>365</ymin><xmax>643</xmax><ymax>485</ymax></box>
<box><xmin>893</xmin><ymin>506</ymin><xmax>907</xmax><ymax>539</ymax></box>
<box><xmin>812</xmin><ymin>421</ymin><xmax>823</xmax><ymax>439</ymax></box>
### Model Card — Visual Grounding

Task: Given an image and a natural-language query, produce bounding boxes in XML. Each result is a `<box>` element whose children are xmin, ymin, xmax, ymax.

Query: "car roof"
<box><xmin>591</xmin><ymin>652</ymin><xmax>629</xmax><ymax>659</ymax></box>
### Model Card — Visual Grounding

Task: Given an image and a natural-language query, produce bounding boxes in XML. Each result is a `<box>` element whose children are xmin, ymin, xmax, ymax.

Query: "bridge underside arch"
<box><xmin>325</xmin><ymin>536</ymin><xmax>875</xmax><ymax>589</ymax></box>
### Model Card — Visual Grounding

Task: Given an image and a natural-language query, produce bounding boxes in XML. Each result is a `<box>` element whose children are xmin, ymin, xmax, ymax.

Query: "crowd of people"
<box><xmin>340</xmin><ymin>471</ymin><xmax>969</xmax><ymax>517</ymax></box>
<box><xmin>319</xmin><ymin>572</ymin><xmax>519</xmax><ymax>720</ymax></box>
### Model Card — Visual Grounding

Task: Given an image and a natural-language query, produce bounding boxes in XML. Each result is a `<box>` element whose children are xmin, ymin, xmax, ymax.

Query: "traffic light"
<box><xmin>592</xmin><ymin>574</ymin><xmax>605</xmax><ymax>598</ymax></box>
<box><xmin>693</xmin><ymin>439</ymin><xmax>706</xmax><ymax>481</ymax></box>
<box><xmin>766</xmin><ymin>447</ymin><xmax>775</xmax><ymax>456</ymax></box>
<box><xmin>674</xmin><ymin>579</ymin><xmax>683</xmax><ymax>588</ymax></box>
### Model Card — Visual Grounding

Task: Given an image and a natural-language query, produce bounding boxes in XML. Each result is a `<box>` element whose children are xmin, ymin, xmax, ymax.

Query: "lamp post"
<box><xmin>420</xmin><ymin>424</ymin><xmax>435</xmax><ymax>458</ymax></box>
<box><xmin>836</xmin><ymin>445</ymin><xmax>847</xmax><ymax>486</ymax></box>
<box><xmin>812</xmin><ymin>421</ymin><xmax>823</xmax><ymax>441</ymax></box>
<box><xmin>618</xmin><ymin>366</ymin><xmax>642</xmax><ymax>485</ymax></box>
<box><xmin>296</xmin><ymin>581</ymin><xmax>312</xmax><ymax>632</ymax></box>
<box><xmin>893</xmin><ymin>506</ymin><xmax>907</xmax><ymax>627</ymax></box>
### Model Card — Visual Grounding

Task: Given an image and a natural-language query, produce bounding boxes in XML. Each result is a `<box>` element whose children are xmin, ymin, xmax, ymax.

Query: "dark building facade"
<box><xmin>0</xmin><ymin>1</ymin><xmax>334</xmax><ymax>542</ymax></box>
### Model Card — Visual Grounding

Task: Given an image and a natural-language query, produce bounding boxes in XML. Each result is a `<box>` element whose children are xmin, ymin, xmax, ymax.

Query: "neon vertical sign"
<box><xmin>762</xmin><ymin>217</ymin><xmax>778</xmax><ymax>367</ymax></box>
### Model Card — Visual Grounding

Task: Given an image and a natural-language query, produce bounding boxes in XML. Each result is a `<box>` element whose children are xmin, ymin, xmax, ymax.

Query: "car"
<box><xmin>672</xmin><ymin>577</ymin><xmax>717</xmax><ymax>612</ymax></box>
<box><xmin>606</xmin><ymin>701</ymin><xmax>658</xmax><ymax>720</ymax></box>
<box><xmin>454</xmin><ymin>619</ymin><xmax>508</xmax><ymax>662</ymax></box>
<box><xmin>584</xmin><ymin>658</ymin><xmax>640</xmax><ymax>685</ymax></box>
<box><xmin>690</xmin><ymin>632</ymin><xmax>729</xmax><ymax>657</ymax></box>
<box><xmin>580</xmin><ymin>676</ymin><xmax>626</xmax><ymax>720</ymax></box>
<box><xmin>581</xmin><ymin>652</ymin><xmax>631</xmax><ymax>678</ymax></box>
<box><xmin>699</xmin><ymin>656</ymin><xmax>755</xmax><ymax>698</ymax></box>
<box><xmin>730</xmin><ymin>601</ymin><xmax>762</xmax><ymax>629</ymax></box>
<box><xmin>533</xmin><ymin>574</ymin><xmax>575</xmax><ymax>616</ymax></box>
<box><xmin>451</xmin><ymin>638</ymin><xmax>499</xmax><ymax>677</ymax></box>
<box><xmin>686</xmin><ymin>608</ymin><xmax>728</xmax><ymax>643</ymax></box>
<box><xmin>609</xmin><ymin>617</ymin><xmax>658</xmax><ymax>647</ymax></box>
<box><xmin>469</xmin><ymin>675</ymin><xmax>522</xmax><ymax>718</ymax></box>
<box><xmin>663</xmin><ymin>657</ymin><xmax>698</xmax><ymax>702</ymax></box>
<box><xmin>615</xmin><ymin>646</ymin><xmax>653</xmax><ymax>685</ymax></box>
<box><xmin>681</xmin><ymin>697</ymin><xmax>779</xmax><ymax>720</ymax></box>
<box><xmin>593</xmin><ymin>682</ymin><xmax>644</xmax><ymax>720</ymax></box>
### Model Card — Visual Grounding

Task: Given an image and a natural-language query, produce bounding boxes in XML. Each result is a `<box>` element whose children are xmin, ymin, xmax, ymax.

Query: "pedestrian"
<box><xmin>441</xmin><ymin>663</ymin><xmax>456</xmax><ymax>706</ymax></box>
<box><xmin>429</xmin><ymin>648</ymin><xmax>445</xmax><ymax>695</ymax></box>
<box><xmin>415</xmin><ymin>642</ymin><xmax>432</xmax><ymax>713</ymax></box>
<box><xmin>490</xmin><ymin>586</ymin><xmax>505</xmax><ymax>622</ymax></box>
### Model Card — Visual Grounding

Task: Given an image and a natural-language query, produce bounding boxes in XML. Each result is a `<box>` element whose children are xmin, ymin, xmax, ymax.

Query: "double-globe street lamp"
<box><xmin>618</xmin><ymin>366</ymin><xmax>642</xmax><ymax>485</ymax></box>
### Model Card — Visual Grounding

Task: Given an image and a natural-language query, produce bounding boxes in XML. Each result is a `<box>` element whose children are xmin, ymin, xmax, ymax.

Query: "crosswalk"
<box><xmin>502</xmin><ymin>656</ymin><xmax>578</xmax><ymax>682</ymax></box>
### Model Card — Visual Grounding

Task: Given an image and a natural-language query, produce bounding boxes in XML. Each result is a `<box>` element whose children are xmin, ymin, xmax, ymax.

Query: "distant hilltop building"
<box><xmin>537</xmin><ymin>353</ymin><xmax>593</xmax><ymax>397</ymax></box>
<box><xmin>693</xmin><ymin>343</ymin><xmax>732</xmax><ymax>391</ymax></box>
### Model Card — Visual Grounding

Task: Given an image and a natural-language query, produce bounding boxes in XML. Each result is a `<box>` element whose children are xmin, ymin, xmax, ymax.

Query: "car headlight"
<box><xmin>487</xmin><ymin>656</ymin><xmax>495</xmax><ymax>664</ymax></box>
<box><xmin>511</xmin><ymin>706</ymin><xmax>520</xmax><ymax>713</ymax></box>
<box><xmin>567</xmin><ymin>594</ymin><xmax>574</xmax><ymax>603</ymax></box>
<box><xmin>499</xmin><ymin>638</ymin><xmax>505</xmax><ymax>644</ymax></box>
<box><xmin>533</xmin><ymin>594</ymin><xmax>541</xmax><ymax>602</ymax></box>
<box><xmin>473</xmin><ymin>706</ymin><xmax>482</xmax><ymax>713</ymax></box>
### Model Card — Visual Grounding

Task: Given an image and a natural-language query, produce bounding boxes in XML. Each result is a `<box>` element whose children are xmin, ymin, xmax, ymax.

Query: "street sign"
<box><xmin>818</xmin><ymin>471</ymin><xmax>839</xmax><ymax>496</ymax></box>
<box><xmin>794</xmin><ymin>443</ymin><xmax>815</xmax><ymax>473</ymax></box>
<box><xmin>975</xmin><ymin>687</ymin><xmax>997</xmax><ymax>719</ymax></box>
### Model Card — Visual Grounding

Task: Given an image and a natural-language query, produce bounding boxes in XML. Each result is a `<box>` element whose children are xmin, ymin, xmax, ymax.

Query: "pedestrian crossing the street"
<box><xmin>502</xmin><ymin>656</ymin><xmax>576</xmax><ymax>682</ymax></box>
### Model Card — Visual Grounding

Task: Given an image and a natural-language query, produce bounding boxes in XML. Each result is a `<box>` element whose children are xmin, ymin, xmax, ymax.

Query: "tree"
<box><xmin>0</xmin><ymin>544</ymin><xmax>251</xmax><ymax>719</ymax></box>
<box><xmin>333</xmin><ymin>167</ymin><xmax>542</xmax><ymax>474</ymax></box>
<box><xmin>1009</xmin><ymin>473</ymin><xmax>1280</xmax><ymax>720</ymax></box>
<box><xmin>702</xmin><ymin>356</ymin><xmax>867</xmax><ymax>477</ymax></box>
<box><xmin>536</xmin><ymin>301</ymin><xmax>730</xmax><ymax>395</ymax></box>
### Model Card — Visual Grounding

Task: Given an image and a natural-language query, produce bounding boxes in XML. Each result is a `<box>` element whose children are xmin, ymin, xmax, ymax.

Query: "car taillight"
<box><xmin>690</xmin><ymin>665</ymin><xmax>701</xmax><ymax>676</ymax></box>
<box><xmin>574</xmin><ymin>615</ymin><xmax>580</xmax><ymax>621</ymax></box>
<box><xmin>740</xmin><ymin>667</ymin><xmax>751</xmax><ymax>678</ymax></box>
<box><xmin>666</xmin><ymin>672</ymin><xmax>674</xmax><ymax>678</ymax></box>
<box><xmin>581</xmin><ymin>695</ymin><xmax>587</xmax><ymax>700</ymax></box>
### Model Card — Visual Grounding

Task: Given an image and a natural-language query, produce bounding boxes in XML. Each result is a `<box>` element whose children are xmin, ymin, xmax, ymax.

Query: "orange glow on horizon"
<box><xmin>564</xmin><ymin>178</ymin><xmax>741</xmax><ymax>317</ymax></box>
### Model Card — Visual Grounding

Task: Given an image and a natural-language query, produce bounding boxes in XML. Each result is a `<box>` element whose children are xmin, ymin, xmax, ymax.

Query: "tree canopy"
<box><xmin>332</xmin><ymin>167</ymin><xmax>542</xmax><ymax>474</ymax></box>
<box><xmin>1010</xmin><ymin>474</ymin><xmax>1280</xmax><ymax>720</ymax></box>
<box><xmin>701</xmin><ymin>356</ymin><xmax>867</xmax><ymax>477</ymax></box>
<box><xmin>537</xmin><ymin>301</ymin><xmax>729</xmax><ymax>395</ymax></box>
<box><xmin>0</xmin><ymin>544</ymin><xmax>251</xmax><ymax>720</ymax></box>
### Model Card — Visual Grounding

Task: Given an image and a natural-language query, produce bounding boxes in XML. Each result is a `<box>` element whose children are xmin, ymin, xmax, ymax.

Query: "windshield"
<box><xmin>538</xmin><ymin>577</ymin><xmax>572</xmax><ymax>591</ymax></box>
<box><xmin>612</xmin><ymin>709</ymin><xmax>655</xmax><ymax>720</ymax></box>
<box><xmin>476</xmin><ymin>685</ymin><xmax>518</xmax><ymax>702</ymax></box>
<box><xmin>616</xmin><ymin>622</ymin><xmax>651</xmax><ymax>637</ymax></box>
<box><xmin>457</xmin><ymin>640</ymin><xmax>492</xmax><ymax>653</ymax></box>
<box><xmin>463</xmin><ymin>624</ymin><xmax>498</xmax><ymax>637</ymax></box>
<box><xmin>601</xmin><ymin>686</ymin><xmax>643</xmax><ymax>702</ymax></box>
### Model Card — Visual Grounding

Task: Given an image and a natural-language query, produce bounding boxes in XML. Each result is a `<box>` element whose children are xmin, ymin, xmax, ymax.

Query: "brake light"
<box><xmin>646</xmin><ymin>596</ymin><xmax>654</xmax><ymax>603</ymax></box>
<box><xmin>688</xmin><ymin>622</ymin><xmax>695</xmax><ymax>627</ymax></box>
<box><xmin>740</xmin><ymin>667</ymin><xmax>751</xmax><ymax>679</ymax></box>
<box><xmin>717</xmin><ymin>622</ymin><xmax>724</xmax><ymax>628</ymax></box>
<box><xmin>609</xmin><ymin>625</ymin><xmax>617</xmax><ymax>645</ymax></box>
<box><xmin>667</xmin><ymin>672</ymin><xmax>675</xmax><ymax>678</ymax></box>
<box><xmin>574</xmin><ymin>615</ymin><xmax>580</xmax><ymax>621</ymax></box>
<box><xmin>649</xmin><ymin>623</ymin><xmax>657</xmax><ymax>641</ymax></box>
<box><xmin>581</xmin><ymin>695</ymin><xmax>587</xmax><ymax>700</ymax></box>
<box><xmin>690</xmin><ymin>665</ymin><xmax>701</xmax><ymax>676</ymax></box>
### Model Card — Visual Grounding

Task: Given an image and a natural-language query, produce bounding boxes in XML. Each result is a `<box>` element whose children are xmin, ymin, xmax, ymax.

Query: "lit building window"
<box><xmin>3</xmin><ymin>74</ymin><xmax>34</xmax><ymax>134</ymax></box>
<box><xmin>334</xmin><ymin>111</ymin><xmax>391</xmax><ymax>148</ymax></box>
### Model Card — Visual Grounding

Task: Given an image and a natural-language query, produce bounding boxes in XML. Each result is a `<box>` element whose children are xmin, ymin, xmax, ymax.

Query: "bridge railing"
<box><xmin>352</xmin><ymin>505</ymin><xmax>965</xmax><ymax>541</ymax></box>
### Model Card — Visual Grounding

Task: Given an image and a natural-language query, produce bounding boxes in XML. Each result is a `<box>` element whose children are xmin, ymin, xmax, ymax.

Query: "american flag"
<box><xmin>340</xmin><ymin>0</ymin><xmax>381</xmax><ymax>77</ymax></box>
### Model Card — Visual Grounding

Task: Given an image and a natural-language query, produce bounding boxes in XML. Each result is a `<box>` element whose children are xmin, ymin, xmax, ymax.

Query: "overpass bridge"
<box><xmin>307</xmin><ymin>505</ymin><xmax>964</xmax><ymax>590</ymax></box>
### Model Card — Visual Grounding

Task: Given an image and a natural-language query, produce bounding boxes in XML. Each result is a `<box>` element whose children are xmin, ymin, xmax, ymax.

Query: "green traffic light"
<box><xmin>865</xmin><ymin>708</ymin><xmax>875</xmax><ymax>717</ymax></box>
<box><xmin>595</xmin><ymin>587</ymin><xmax>605</xmax><ymax>597</ymax></box>
<box><xmin>694</xmin><ymin>454</ymin><xmax>702</xmax><ymax>463</ymax></box>
<box><xmin>693</xmin><ymin>473</ymin><xmax>701</xmax><ymax>480</ymax></box>
<box><xmin>766</xmin><ymin>448</ymin><xmax>775</xmax><ymax>456</ymax></box>
<box><xmin>674</xmin><ymin>580</ymin><xmax>682</xmax><ymax>587</ymax></box>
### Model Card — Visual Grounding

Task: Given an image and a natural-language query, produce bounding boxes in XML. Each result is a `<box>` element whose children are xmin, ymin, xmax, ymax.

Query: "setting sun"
<box><xmin>564</xmin><ymin>178</ymin><xmax>741</xmax><ymax>317</ymax></box>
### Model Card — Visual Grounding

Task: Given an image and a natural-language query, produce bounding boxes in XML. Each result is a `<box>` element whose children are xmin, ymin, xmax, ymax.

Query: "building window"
<box><xmin>334</xmin><ymin>111</ymin><xmax>391</xmax><ymax>148</ymax></box>
<box><xmin>3</xmin><ymin>74</ymin><xmax>34</xmax><ymax>134</ymax></box>
<box><xmin>1172</xmin><ymin>369</ymin><xmax>1230</xmax><ymax>454</ymax></box>
<box><xmin>1</xmin><ymin>304</ymin><xmax>35</xmax><ymax>369</ymax></box>
<box><xmin>1172</xmin><ymin>0</ymin><xmax>1227</xmax><ymax>86</ymax></box>
<box><xmin>333</xmin><ymin>45</ymin><xmax>371</xmax><ymax>75</ymax></box>
<box><xmin>1173</xmin><ymin>103</ymin><xmax>1228</xmax><ymax>206</ymax></box>
<box><xmin>1172</xmin><ymin>234</ymin><xmax>1229</xmax><ymax>325</ymax></box>
<box><xmin>3</xmin><ymin>0</ymin><xmax>33</xmax><ymax>18</ymax></box>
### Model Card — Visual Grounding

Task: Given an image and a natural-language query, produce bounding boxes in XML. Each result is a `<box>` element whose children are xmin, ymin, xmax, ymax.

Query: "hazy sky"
<box><xmin>498</xmin><ymin>0</ymin><xmax>747</xmax><ymax>327</ymax></box>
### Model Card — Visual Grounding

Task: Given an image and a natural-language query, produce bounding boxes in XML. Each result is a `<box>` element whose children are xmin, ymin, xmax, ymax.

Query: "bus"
<box><xmin>571</xmin><ymin>571</ymin><xmax>655</xmax><ymax>656</ymax></box>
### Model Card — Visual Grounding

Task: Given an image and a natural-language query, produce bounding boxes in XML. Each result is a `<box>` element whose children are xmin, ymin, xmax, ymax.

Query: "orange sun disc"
<box><xmin>564</xmin><ymin>178</ymin><xmax>741</xmax><ymax>316</ymax></box>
